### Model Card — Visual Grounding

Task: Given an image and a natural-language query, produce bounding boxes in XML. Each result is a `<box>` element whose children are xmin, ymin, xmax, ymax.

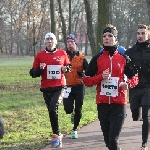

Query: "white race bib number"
<box><xmin>64</xmin><ymin>87</ymin><xmax>71</xmax><ymax>98</ymax></box>
<box><xmin>100</xmin><ymin>77</ymin><xmax>119</xmax><ymax>97</ymax></box>
<box><xmin>47</xmin><ymin>65</ymin><xmax>61</xmax><ymax>79</ymax></box>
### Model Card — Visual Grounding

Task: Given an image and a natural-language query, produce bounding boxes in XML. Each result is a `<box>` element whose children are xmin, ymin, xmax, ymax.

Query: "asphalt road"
<box><xmin>40</xmin><ymin>104</ymin><xmax>149</xmax><ymax>150</ymax></box>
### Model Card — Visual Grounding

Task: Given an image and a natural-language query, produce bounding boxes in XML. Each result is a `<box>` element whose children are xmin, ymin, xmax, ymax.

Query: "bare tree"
<box><xmin>69</xmin><ymin>0</ymin><xmax>72</xmax><ymax>34</ymax></box>
<box><xmin>0</xmin><ymin>1</ymin><xmax>5</xmax><ymax>54</ymax></box>
<box><xmin>108</xmin><ymin>0</ymin><xmax>113</xmax><ymax>24</ymax></box>
<box><xmin>146</xmin><ymin>0</ymin><xmax>150</xmax><ymax>22</ymax></box>
<box><xmin>97</xmin><ymin>0</ymin><xmax>109</xmax><ymax>50</ymax></box>
<box><xmin>57</xmin><ymin>0</ymin><xmax>67</xmax><ymax>49</ymax></box>
<box><xmin>50</xmin><ymin>0</ymin><xmax>56</xmax><ymax>34</ymax></box>
<box><xmin>84</xmin><ymin>0</ymin><xmax>97</xmax><ymax>55</ymax></box>
<box><xmin>0</xmin><ymin>0</ymin><xmax>149</xmax><ymax>56</ymax></box>
<box><xmin>3</xmin><ymin>0</ymin><xmax>18</xmax><ymax>54</ymax></box>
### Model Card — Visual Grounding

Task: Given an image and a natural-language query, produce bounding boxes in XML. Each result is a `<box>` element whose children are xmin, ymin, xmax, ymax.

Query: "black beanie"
<box><xmin>103</xmin><ymin>27</ymin><xmax>118</xmax><ymax>38</ymax></box>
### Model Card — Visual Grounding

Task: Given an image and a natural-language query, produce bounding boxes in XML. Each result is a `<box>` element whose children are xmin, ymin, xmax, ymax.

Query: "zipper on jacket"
<box><xmin>108</xmin><ymin>56</ymin><xmax>113</xmax><ymax>104</ymax></box>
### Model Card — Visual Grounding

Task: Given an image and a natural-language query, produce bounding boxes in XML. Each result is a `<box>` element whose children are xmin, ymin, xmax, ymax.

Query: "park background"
<box><xmin>0</xmin><ymin>0</ymin><xmax>150</xmax><ymax>149</ymax></box>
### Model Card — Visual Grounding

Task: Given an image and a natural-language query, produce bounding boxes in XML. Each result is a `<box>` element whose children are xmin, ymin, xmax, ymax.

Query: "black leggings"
<box><xmin>97</xmin><ymin>104</ymin><xmax>126</xmax><ymax>150</ymax></box>
<box><xmin>132</xmin><ymin>105</ymin><xmax>150</xmax><ymax>145</ymax></box>
<box><xmin>43</xmin><ymin>89</ymin><xmax>62</xmax><ymax>135</ymax></box>
<box><xmin>63</xmin><ymin>84</ymin><xmax>84</xmax><ymax>130</ymax></box>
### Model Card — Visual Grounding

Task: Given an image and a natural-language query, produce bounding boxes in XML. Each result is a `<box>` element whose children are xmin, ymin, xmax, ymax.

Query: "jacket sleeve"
<box><xmin>63</xmin><ymin>50</ymin><xmax>72</xmax><ymax>73</ymax></box>
<box><xmin>83</xmin><ymin>58</ymin><xmax>89</xmax><ymax>71</ymax></box>
<box><xmin>83</xmin><ymin>74</ymin><xmax>103</xmax><ymax>86</ymax></box>
<box><xmin>124</xmin><ymin>54</ymin><xmax>139</xmax><ymax>88</ymax></box>
<box><xmin>84</xmin><ymin>53</ymin><xmax>100</xmax><ymax>76</ymax></box>
<box><xmin>126</xmin><ymin>74</ymin><xmax>138</xmax><ymax>88</ymax></box>
<box><xmin>77</xmin><ymin>58</ymin><xmax>89</xmax><ymax>77</ymax></box>
<box><xmin>83</xmin><ymin>53</ymin><xmax>103</xmax><ymax>86</ymax></box>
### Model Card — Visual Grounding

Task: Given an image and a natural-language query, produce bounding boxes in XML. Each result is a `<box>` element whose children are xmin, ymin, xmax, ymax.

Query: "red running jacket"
<box><xmin>83</xmin><ymin>50</ymin><xmax>138</xmax><ymax>105</ymax></box>
<box><xmin>31</xmin><ymin>49</ymin><xmax>70</xmax><ymax>88</ymax></box>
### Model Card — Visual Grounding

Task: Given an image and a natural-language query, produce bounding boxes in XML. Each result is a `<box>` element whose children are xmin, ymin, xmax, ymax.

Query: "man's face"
<box><xmin>137</xmin><ymin>28</ymin><xmax>148</xmax><ymax>43</ymax></box>
<box><xmin>67</xmin><ymin>39</ymin><xmax>76</xmax><ymax>51</ymax></box>
<box><xmin>103</xmin><ymin>32</ymin><xmax>117</xmax><ymax>46</ymax></box>
<box><xmin>45</xmin><ymin>37</ymin><xmax>56</xmax><ymax>50</ymax></box>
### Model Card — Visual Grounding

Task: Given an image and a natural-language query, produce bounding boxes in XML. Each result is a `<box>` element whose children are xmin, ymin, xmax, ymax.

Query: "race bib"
<box><xmin>100</xmin><ymin>77</ymin><xmax>119</xmax><ymax>97</ymax></box>
<box><xmin>64</xmin><ymin>87</ymin><xmax>71</xmax><ymax>98</ymax></box>
<box><xmin>47</xmin><ymin>65</ymin><xmax>61</xmax><ymax>79</ymax></box>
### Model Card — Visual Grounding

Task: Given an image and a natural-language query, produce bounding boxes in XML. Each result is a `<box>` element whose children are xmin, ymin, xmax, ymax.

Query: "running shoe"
<box><xmin>71</xmin><ymin>130</ymin><xmax>78</xmax><ymax>139</ymax></box>
<box><xmin>51</xmin><ymin>134</ymin><xmax>63</xmax><ymax>148</ymax></box>
<box><xmin>141</xmin><ymin>146</ymin><xmax>148</xmax><ymax>150</ymax></box>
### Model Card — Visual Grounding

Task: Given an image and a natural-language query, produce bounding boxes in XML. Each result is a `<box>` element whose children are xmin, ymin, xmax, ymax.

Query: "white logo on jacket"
<box><xmin>53</xmin><ymin>56</ymin><xmax>61</xmax><ymax>61</ymax></box>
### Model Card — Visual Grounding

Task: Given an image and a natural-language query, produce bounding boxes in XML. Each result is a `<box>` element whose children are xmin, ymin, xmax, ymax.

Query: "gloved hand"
<box><xmin>77</xmin><ymin>71</ymin><xmax>84</xmax><ymax>77</ymax></box>
<box><xmin>66</xmin><ymin>64</ymin><xmax>72</xmax><ymax>72</ymax></box>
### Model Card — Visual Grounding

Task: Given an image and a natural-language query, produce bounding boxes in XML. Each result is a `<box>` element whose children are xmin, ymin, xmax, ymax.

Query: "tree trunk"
<box><xmin>57</xmin><ymin>0</ymin><xmax>67</xmax><ymax>49</ymax></box>
<box><xmin>84</xmin><ymin>0</ymin><xmax>97</xmax><ymax>56</ymax></box>
<box><xmin>50</xmin><ymin>0</ymin><xmax>56</xmax><ymax>34</ymax></box>
<box><xmin>10</xmin><ymin>13</ymin><xmax>13</xmax><ymax>54</ymax></box>
<box><xmin>85</xmin><ymin>33</ymin><xmax>88</xmax><ymax>55</ymax></box>
<box><xmin>97</xmin><ymin>0</ymin><xmax>109</xmax><ymax>50</ymax></box>
<box><xmin>69</xmin><ymin>0</ymin><xmax>72</xmax><ymax>34</ymax></box>
<box><xmin>146</xmin><ymin>0</ymin><xmax>150</xmax><ymax>23</ymax></box>
<box><xmin>32</xmin><ymin>21</ymin><xmax>37</xmax><ymax>57</ymax></box>
<box><xmin>108</xmin><ymin>0</ymin><xmax>113</xmax><ymax>24</ymax></box>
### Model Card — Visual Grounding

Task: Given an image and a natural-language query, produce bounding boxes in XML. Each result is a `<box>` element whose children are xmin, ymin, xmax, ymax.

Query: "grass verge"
<box><xmin>0</xmin><ymin>57</ymin><xmax>97</xmax><ymax>150</ymax></box>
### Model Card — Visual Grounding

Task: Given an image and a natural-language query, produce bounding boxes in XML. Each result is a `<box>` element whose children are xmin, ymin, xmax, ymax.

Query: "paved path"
<box><xmin>41</xmin><ymin>105</ymin><xmax>150</xmax><ymax>150</ymax></box>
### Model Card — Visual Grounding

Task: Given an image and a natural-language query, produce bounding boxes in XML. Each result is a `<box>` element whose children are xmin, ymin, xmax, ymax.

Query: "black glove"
<box><xmin>29</xmin><ymin>67</ymin><xmax>41</xmax><ymax>78</ymax></box>
<box><xmin>77</xmin><ymin>71</ymin><xmax>84</xmax><ymax>77</ymax></box>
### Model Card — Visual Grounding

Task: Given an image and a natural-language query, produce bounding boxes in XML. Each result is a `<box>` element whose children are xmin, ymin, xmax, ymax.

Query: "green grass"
<box><xmin>0</xmin><ymin>57</ymin><xmax>97</xmax><ymax>150</ymax></box>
